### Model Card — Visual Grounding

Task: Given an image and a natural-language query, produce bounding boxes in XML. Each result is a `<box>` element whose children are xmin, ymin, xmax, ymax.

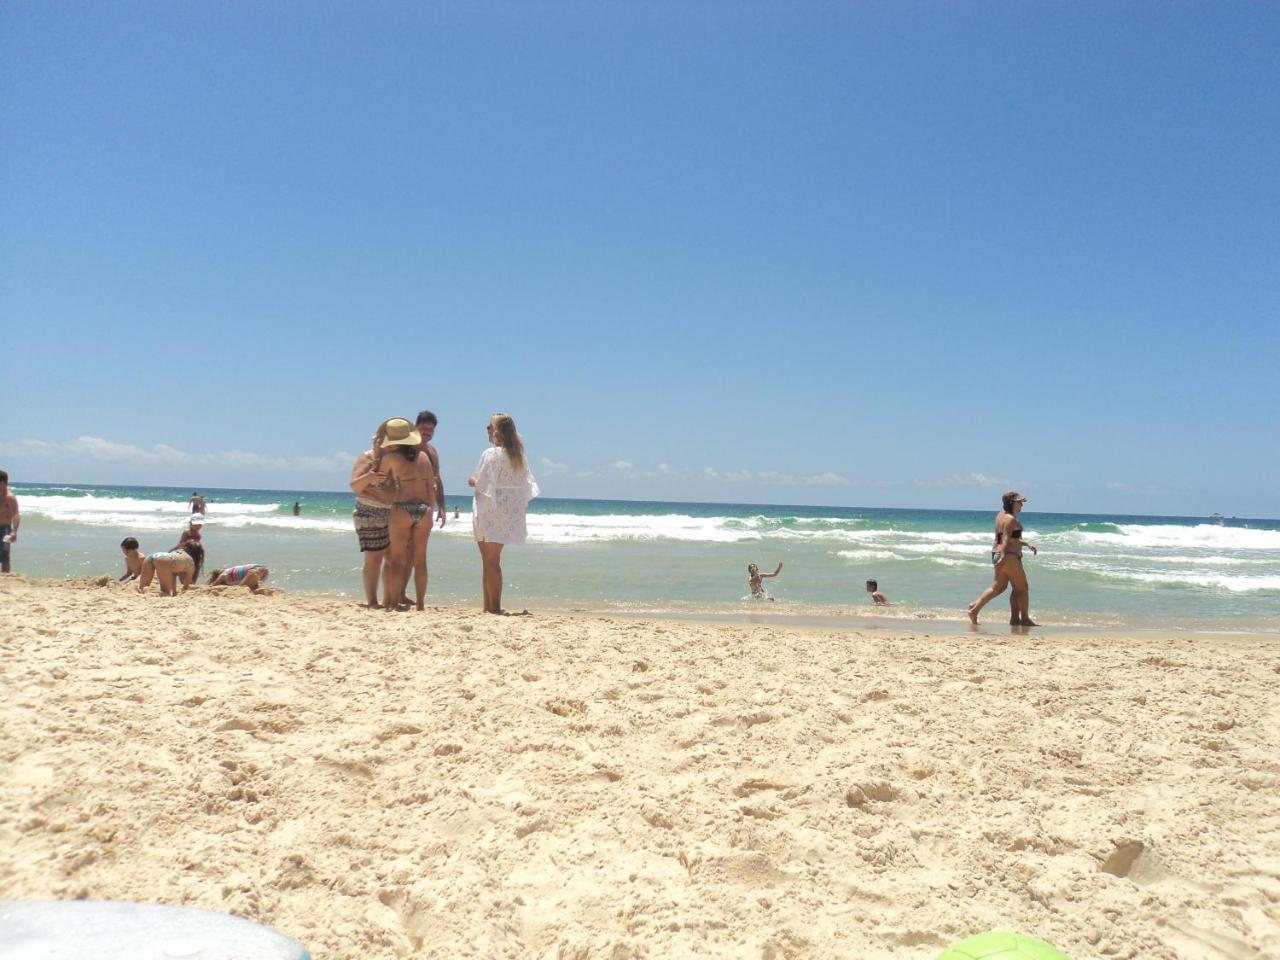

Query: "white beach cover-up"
<box><xmin>471</xmin><ymin>446</ymin><xmax>539</xmax><ymax>545</ymax></box>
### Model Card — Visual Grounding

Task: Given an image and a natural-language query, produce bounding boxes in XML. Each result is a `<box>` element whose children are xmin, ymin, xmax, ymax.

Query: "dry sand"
<box><xmin>2</xmin><ymin>575</ymin><xmax>1278</xmax><ymax>959</ymax></box>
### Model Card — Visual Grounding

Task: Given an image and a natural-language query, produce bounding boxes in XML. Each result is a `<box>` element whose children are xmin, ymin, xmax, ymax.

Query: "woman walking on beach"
<box><xmin>469</xmin><ymin>413</ymin><xmax>539</xmax><ymax>614</ymax></box>
<box><xmin>968</xmin><ymin>490</ymin><xmax>1038</xmax><ymax>626</ymax></box>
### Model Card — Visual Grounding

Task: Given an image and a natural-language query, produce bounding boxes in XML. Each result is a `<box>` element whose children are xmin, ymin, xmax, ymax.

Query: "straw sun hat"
<box><xmin>377</xmin><ymin>417</ymin><xmax>422</xmax><ymax>447</ymax></box>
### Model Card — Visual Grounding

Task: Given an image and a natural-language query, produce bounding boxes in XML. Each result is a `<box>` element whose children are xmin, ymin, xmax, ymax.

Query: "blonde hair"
<box><xmin>490</xmin><ymin>413</ymin><xmax>525</xmax><ymax>471</ymax></box>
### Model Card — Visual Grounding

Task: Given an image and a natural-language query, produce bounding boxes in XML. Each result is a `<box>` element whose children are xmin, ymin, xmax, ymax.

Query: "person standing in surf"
<box><xmin>747</xmin><ymin>562</ymin><xmax>783</xmax><ymax>600</ymax></box>
<box><xmin>469</xmin><ymin>413</ymin><xmax>538</xmax><ymax>615</ymax></box>
<box><xmin>968</xmin><ymin>490</ymin><xmax>1039</xmax><ymax>626</ymax></box>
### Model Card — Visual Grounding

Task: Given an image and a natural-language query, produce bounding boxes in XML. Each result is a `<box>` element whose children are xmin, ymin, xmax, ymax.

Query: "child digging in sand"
<box><xmin>208</xmin><ymin>564</ymin><xmax>272</xmax><ymax>594</ymax></box>
<box><xmin>119</xmin><ymin>537</ymin><xmax>144</xmax><ymax>581</ymax></box>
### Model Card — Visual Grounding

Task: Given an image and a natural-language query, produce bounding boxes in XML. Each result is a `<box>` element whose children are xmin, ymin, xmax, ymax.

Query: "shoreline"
<box><xmin>10</xmin><ymin>572</ymin><xmax>1280</xmax><ymax>639</ymax></box>
<box><xmin>3</xmin><ymin>575</ymin><xmax>1278</xmax><ymax>958</ymax></box>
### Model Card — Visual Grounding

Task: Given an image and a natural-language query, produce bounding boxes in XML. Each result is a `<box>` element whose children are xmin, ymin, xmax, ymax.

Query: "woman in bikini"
<box><xmin>968</xmin><ymin>490</ymin><xmax>1038</xmax><ymax>626</ymax></box>
<box><xmin>379</xmin><ymin>417</ymin><xmax>437</xmax><ymax>611</ymax></box>
<box><xmin>137</xmin><ymin>542</ymin><xmax>204</xmax><ymax>596</ymax></box>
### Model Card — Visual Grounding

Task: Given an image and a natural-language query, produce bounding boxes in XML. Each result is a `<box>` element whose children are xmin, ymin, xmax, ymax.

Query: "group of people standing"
<box><xmin>349</xmin><ymin>410</ymin><xmax>538</xmax><ymax>615</ymax></box>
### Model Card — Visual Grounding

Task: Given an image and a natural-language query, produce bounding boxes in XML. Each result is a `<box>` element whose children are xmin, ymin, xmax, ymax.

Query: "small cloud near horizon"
<box><xmin>0</xmin><ymin>436</ymin><xmax>351</xmax><ymax>473</ymax></box>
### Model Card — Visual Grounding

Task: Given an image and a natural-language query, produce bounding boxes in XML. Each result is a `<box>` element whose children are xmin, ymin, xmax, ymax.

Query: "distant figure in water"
<box><xmin>453</xmin><ymin>506</ymin><xmax>459</xmax><ymax>520</ymax></box>
<box><xmin>747</xmin><ymin>562</ymin><xmax>783</xmax><ymax>600</ymax></box>
<box><xmin>968</xmin><ymin>490</ymin><xmax>1039</xmax><ymax>626</ymax></box>
<box><xmin>292</xmin><ymin>501</ymin><xmax>300</xmax><ymax>516</ymax></box>
<box><xmin>189</xmin><ymin>491</ymin><xmax>206</xmax><ymax>515</ymax></box>
<box><xmin>866</xmin><ymin>579</ymin><xmax>889</xmax><ymax>605</ymax></box>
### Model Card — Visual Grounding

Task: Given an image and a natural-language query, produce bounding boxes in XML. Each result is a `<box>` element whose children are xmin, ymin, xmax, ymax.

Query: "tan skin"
<box><xmin>137</xmin><ymin>551</ymin><xmax>198</xmax><ymax>596</ymax></box>
<box><xmin>968</xmin><ymin>499</ymin><xmax>1039</xmax><ymax>625</ymax></box>
<box><xmin>382</xmin><ymin>445</ymin><xmax>437</xmax><ymax>611</ymax></box>
<box><xmin>210</xmin><ymin>566</ymin><xmax>271</xmax><ymax>593</ymax></box>
<box><xmin>747</xmin><ymin>562</ymin><xmax>782</xmax><ymax>599</ymax></box>
<box><xmin>119</xmin><ymin>545</ymin><xmax>144</xmax><ymax>581</ymax></box>
<box><xmin>390</xmin><ymin>418</ymin><xmax>448</xmax><ymax>608</ymax></box>
<box><xmin>0</xmin><ymin>480</ymin><xmax>19</xmax><ymax>574</ymax></box>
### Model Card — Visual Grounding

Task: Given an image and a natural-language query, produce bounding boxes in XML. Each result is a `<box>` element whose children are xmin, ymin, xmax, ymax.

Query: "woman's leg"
<box><xmin>155</xmin><ymin>558</ymin><xmax>176</xmax><ymax>597</ymax></box>
<box><xmin>410</xmin><ymin>521</ymin><xmax>429</xmax><ymax>610</ymax></box>
<box><xmin>968</xmin><ymin>570</ymin><xmax>1009</xmax><ymax>623</ymax></box>
<box><xmin>479</xmin><ymin>541</ymin><xmax>504</xmax><ymax>613</ymax></box>
<box><xmin>361</xmin><ymin>549</ymin><xmax>385</xmax><ymax>607</ymax></box>
<box><xmin>1006</xmin><ymin>557</ymin><xmax>1035</xmax><ymax>625</ymax></box>
<box><xmin>385</xmin><ymin>508</ymin><xmax>412</xmax><ymax>610</ymax></box>
<box><xmin>137</xmin><ymin>558</ymin><xmax>155</xmax><ymax>593</ymax></box>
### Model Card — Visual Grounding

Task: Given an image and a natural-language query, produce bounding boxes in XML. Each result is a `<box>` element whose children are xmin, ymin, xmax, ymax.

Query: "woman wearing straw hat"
<box><xmin>379</xmin><ymin>417</ymin><xmax>438</xmax><ymax>611</ymax></box>
<box><xmin>468</xmin><ymin>413</ymin><xmax>539</xmax><ymax>614</ymax></box>
<box><xmin>968</xmin><ymin>490</ymin><xmax>1039</xmax><ymax>626</ymax></box>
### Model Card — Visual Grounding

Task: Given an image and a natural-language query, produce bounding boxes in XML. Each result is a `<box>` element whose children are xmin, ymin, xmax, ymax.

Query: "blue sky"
<box><xmin>2</xmin><ymin>2</ymin><xmax>1277</xmax><ymax>517</ymax></box>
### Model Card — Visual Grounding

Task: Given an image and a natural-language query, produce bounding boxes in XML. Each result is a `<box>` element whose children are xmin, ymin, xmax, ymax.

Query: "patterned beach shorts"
<box><xmin>353</xmin><ymin>502</ymin><xmax>391</xmax><ymax>552</ymax></box>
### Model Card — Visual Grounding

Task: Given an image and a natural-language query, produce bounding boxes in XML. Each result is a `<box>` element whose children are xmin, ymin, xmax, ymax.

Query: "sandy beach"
<box><xmin>2</xmin><ymin>575</ymin><xmax>1277</xmax><ymax>959</ymax></box>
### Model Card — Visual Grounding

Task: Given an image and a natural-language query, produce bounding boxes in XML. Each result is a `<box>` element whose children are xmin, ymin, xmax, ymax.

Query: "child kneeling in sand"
<box><xmin>208</xmin><ymin>564</ymin><xmax>272</xmax><ymax>594</ymax></box>
<box><xmin>119</xmin><ymin>537</ymin><xmax>144</xmax><ymax>581</ymax></box>
<box><xmin>866</xmin><ymin>579</ymin><xmax>889</xmax><ymax>605</ymax></box>
<box><xmin>137</xmin><ymin>542</ymin><xmax>204</xmax><ymax>596</ymax></box>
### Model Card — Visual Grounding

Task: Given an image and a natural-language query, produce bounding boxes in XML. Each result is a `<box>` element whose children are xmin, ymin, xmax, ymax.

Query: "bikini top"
<box><xmin>1010</xmin><ymin>528</ymin><xmax>1023</xmax><ymax>539</ymax></box>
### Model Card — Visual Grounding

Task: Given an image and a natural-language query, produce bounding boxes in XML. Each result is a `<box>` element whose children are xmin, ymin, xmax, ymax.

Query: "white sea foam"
<box><xmin>1057</xmin><ymin>523</ymin><xmax>1280</xmax><ymax>551</ymax></box>
<box><xmin>523</xmin><ymin>513</ymin><xmax>761</xmax><ymax>544</ymax></box>
<box><xmin>22</xmin><ymin>493</ymin><xmax>282</xmax><ymax>532</ymax></box>
<box><xmin>834</xmin><ymin>549</ymin><xmax>901</xmax><ymax>562</ymax></box>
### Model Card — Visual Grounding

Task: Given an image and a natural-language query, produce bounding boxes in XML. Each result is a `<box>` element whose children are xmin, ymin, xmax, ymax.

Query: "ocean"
<box><xmin>9</xmin><ymin>482</ymin><xmax>1280</xmax><ymax>633</ymax></box>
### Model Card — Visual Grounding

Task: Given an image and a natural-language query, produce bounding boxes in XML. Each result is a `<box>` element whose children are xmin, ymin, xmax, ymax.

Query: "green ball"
<box><xmin>936</xmin><ymin>931</ymin><xmax>1072</xmax><ymax>960</ymax></box>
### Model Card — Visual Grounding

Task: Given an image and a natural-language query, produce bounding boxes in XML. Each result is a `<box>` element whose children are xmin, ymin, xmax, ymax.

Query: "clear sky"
<box><xmin>2</xmin><ymin>2</ymin><xmax>1277</xmax><ymax>517</ymax></box>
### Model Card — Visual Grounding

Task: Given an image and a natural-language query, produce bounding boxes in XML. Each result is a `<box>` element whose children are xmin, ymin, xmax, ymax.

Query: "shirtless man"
<box><xmin>415</xmin><ymin>410</ymin><xmax>447</xmax><ymax>529</ymax></box>
<box><xmin>0</xmin><ymin>470</ymin><xmax>19</xmax><ymax>574</ymax></box>
<box><xmin>397</xmin><ymin>410</ymin><xmax>447</xmax><ymax>604</ymax></box>
<box><xmin>380</xmin><ymin>418</ymin><xmax>437</xmax><ymax>611</ymax></box>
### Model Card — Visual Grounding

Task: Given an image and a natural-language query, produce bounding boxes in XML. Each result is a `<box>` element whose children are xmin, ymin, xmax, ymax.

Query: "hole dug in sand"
<box><xmin>1098</xmin><ymin>838</ymin><xmax>1168</xmax><ymax>884</ymax></box>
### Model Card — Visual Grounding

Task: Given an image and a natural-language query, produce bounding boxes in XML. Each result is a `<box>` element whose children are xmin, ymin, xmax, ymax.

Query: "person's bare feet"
<box><xmin>967</xmin><ymin>602</ymin><xmax>979</xmax><ymax>624</ymax></box>
<box><xmin>1018</xmin><ymin>618</ymin><xmax>1038</xmax><ymax>626</ymax></box>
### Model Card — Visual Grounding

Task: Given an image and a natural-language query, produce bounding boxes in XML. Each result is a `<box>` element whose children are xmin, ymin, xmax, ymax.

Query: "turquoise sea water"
<box><xmin>10</xmin><ymin>482</ymin><xmax>1280</xmax><ymax>633</ymax></box>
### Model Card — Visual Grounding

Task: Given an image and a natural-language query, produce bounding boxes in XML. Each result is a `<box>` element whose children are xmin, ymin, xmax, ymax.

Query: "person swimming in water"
<box><xmin>747</xmin><ymin>562</ymin><xmax>783</xmax><ymax>600</ymax></box>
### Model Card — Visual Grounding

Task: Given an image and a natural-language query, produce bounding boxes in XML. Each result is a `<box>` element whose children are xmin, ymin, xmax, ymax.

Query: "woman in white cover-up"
<box><xmin>468</xmin><ymin>412</ymin><xmax>539</xmax><ymax>614</ymax></box>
